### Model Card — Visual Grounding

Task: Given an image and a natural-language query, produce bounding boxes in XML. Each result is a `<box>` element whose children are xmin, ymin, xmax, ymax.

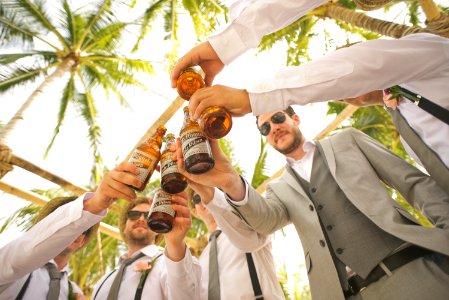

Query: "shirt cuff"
<box><xmin>249</xmin><ymin>89</ymin><xmax>286</xmax><ymax>116</ymax></box>
<box><xmin>208</xmin><ymin>25</ymin><xmax>249</xmax><ymax>65</ymax></box>
<box><xmin>164</xmin><ymin>246</ymin><xmax>195</xmax><ymax>278</ymax></box>
<box><xmin>224</xmin><ymin>176</ymin><xmax>249</xmax><ymax>206</ymax></box>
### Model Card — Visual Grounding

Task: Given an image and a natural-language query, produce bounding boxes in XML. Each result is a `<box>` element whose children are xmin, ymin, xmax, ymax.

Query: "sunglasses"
<box><xmin>258</xmin><ymin>112</ymin><xmax>287</xmax><ymax>136</ymax></box>
<box><xmin>127</xmin><ymin>210</ymin><xmax>149</xmax><ymax>220</ymax></box>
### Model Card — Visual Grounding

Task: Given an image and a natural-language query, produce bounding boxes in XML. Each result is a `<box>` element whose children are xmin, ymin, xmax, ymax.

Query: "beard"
<box><xmin>273</xmin><ymin>127</ymin><xmax>302</xmax><ymax>155</ymax></box>
<box><xmin>124</xmin><ymin>225</ymin><xmax>154</xmax><ymax>246</ymax></box>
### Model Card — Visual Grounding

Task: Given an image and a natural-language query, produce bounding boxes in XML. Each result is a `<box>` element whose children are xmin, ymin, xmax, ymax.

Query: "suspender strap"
<box><xmin>15</xmin><ymin>274</ymin><xmax>32</xmax><ymax>300</ymax></box>
<box><xmin>245</xmin><ymin>253</ymin><xmax>264</xmax><ymax>300</ymax></box>
<box><xmin>92</xmin><ymin>269</ymin><xmax>117</xmax><ymax>300</ymax></box>
<box><xmin>134</xmin><ymin>253</ymin><xmax>163</xmax><ymax>300</ymax></box>
<box><xmin>387</xmin><ymin>86</ymin><xmax>449</xmax><ymax>126</ymax></box>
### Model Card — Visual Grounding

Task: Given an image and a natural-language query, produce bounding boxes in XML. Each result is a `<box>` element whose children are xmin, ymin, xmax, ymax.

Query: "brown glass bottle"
<box><xmin>147</xmin><ymin>188</ymin><xmax>174</xmax><ymax>233</ymax></box>
<box><xmin>179</xmin><ymin>106</ymin><xmax>215</xmax><ymax>174</ymax></box>
<box><xmin>176</xmin><ymin>67</ymin><xmax>232</xmax><ymax>139</ymax></box>
<box><xmin>128</xmin><ymin>125</ymin><xmax>166</xmax><ymax>191</ymax></box>
<box><xmin>160</xmin><ymin>133</ymin><xmax>187</xmax><ymax>194</ymax></box>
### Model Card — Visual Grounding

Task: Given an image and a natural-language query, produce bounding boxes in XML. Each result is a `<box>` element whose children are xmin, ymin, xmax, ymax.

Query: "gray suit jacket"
<box><xmin>230</xmin><ymin>128</ymin><xmax>449</xmax><ymax>300</ymax></box>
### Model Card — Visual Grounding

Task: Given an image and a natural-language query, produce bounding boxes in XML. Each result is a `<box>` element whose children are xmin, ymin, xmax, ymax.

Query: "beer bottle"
<box><xmin>160</xmin><ymin>133</ymin><xmax>187</xmax><ymax>194</ymax></box>
<box><xmin>128</xmin><ymin>125</ymin><xmax>166</xmax><ymax>191</ymax></box>
<box><xmin>176</xmin><ymin>66</ymin><xmax>232</xmax><ymax>139</ymax></box>
<box><xmin>147</xmin><ymin>188</ymin><xmax>174</xmax><ymax>233</ymax></box>
<box><xmin>179</xmin><ymin>106</ymin><xmax>215</xmax><ymax>174</ymax></box>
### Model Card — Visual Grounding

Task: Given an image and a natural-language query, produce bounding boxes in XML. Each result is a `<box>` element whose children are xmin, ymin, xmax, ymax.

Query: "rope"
<box><xmin>426</xmin><ymin>13</ymin><xmax>449</xmax><ymax>38</ymax></box>
<box><xmin>353</xmin><ymin>0</ymin><xmax>394</xmax><ymax>11</ymax></box>
<box><xmin>0</xmin><ymin>144</ymin><xmax>13</xmax><ymax>179</ymax></box>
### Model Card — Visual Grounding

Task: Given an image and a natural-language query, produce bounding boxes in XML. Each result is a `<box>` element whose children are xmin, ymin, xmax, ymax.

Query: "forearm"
<box><xmin>209</xmin><ymin>0</ymin><xmax>327</xmax><ymax>64</ymax></box>
<box><xmin>248</xmin><ymin>33</ymin><xmax>449</xmax><ymax>115</ymax></box>
<box><xmin>0</xmin><ymin>194</ymin><xmax>104</xmax><ymax>284</ymax></box>
<box><xmin>165</xmin><ymin>247</ymin><xmax>201</xmax><ymax>299</ymax></box>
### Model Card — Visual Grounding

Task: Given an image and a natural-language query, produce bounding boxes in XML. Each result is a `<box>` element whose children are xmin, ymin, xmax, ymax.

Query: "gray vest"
<box><xmin>291</xmin><ymin>145</ymin><xmax>404</xmax><ymax>283</ymax></box>
<box><xmin>389</xmin><ymin>109</ymin><xmax>449</xmax><ymax>196</ymax></box>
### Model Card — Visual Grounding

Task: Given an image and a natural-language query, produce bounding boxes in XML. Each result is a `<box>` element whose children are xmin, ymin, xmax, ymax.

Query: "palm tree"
<box><xmin>0</xmin><ymin>0</ymin><xmax>155</xmax><ymax>182</ymax></box>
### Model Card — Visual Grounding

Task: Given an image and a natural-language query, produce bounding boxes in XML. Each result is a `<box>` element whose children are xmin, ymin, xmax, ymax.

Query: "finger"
<box><xmin>188</xmin><ymin>91</ymin><xmax>202</xmax><ymax>120</ymax></box>
<box><xmin>204</xmin><ymin>74</ymin><xmax>216</xmax><ymax>87</ymax></box>
<box><xmin>172</xmin><ymin>203</ymin><xmax>190</xmax><ymax>218</ymax></box>
<box><xmin>115</xmin><ymin>161</ymin><xmax>139</xmax><ymax>175</ymax></box>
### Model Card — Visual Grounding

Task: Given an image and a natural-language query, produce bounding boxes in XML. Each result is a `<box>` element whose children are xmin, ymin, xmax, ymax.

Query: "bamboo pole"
<box><xmin>0</xmin><ymin>181</ymin><xmax>121</xmax><ymax>239</ymax></box>
<box><xmin>419</xmin><ymin>0</ymin><xmax>441</xmax><ymax>22</ymax></box>
<box><xmin>257</xmin><ymin>104</ymin><xmax>358</xmax><ymax>194</ymax></box>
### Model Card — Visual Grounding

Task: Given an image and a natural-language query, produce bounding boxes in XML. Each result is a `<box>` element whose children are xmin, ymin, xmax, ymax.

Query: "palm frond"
<box><xmin>218</xmin><ymin>138</ymin><xmax>244</xmax><ymax>176</ymax></box>
<box><xmin>82</xmin><ymin>22</ymin><xmax>130</xmax><ymax>52</ymax></box>
<box><xmin>44</xmin><ymin>74</ymin><xmax>74</xmax><ymax>158</ymax></box>
<box><xmin>0</xmin><ymin>61</ymin><xmax>58</xmax><ymax>93</ymax></box>
<box><xmin>251</xmin><ymin>137</ymin><xmax>269</xmax><ymax>189</ymax></box>
<box><xmin>0</xmin><ymin>204</ymin><xmax>40</xmax><ymax>234</ymax></box>
<box><xmin>132</xmin><ymin>0</ymin><xmax>166</xmax><ymax>53</ymax></box>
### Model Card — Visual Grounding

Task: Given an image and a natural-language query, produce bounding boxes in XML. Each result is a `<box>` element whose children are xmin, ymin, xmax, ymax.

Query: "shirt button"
<box><xmin>311</xmin><ymin>187</ymin><xmax>317</xmax><ymax>193</ymax></box>
<box><xmin>326</xmin><ymin>225</ymin><xmax>333</xmax><ymax>231</ymax></box>
<box><xmin>309</xmin><ymin>205</ymin><xmax>314</xmax><ymax>211</ymax></box>
<box><xmin>336</xmin><ymin>248</ymin><xmax>344</xmax><ymax>254</ymax></box>
<box><xmin>317</xmin><ymin>204</ymin><xmax>323</xmax><ymax>210</ymax></box>
<box><xmin>319</xmin><ymin>240</ymin><xmax>326</xmax><ymax>247</ymax></box>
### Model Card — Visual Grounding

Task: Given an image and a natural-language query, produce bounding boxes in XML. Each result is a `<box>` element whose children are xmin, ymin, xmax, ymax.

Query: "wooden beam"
<box><xmin>0</xmin><ymin>181</ymin><xmax>121</xmax><ymax>240</ymax></box>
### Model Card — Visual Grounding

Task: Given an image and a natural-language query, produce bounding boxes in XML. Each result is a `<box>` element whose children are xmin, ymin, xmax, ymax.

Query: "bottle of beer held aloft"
<box><xmin>160</xmin><ymin>133</ymin><xmax>187</xmax><ymax>194</ymax></box>
<box><xmin>147</xmin><ymin>188</ymin><xmax>175</xmax><ymax>233</ymax></box>
<box><xmin>176</xmin><ymin>66</ymin><xmax>232</xmax><ymax>139</ymax></box>
<box><xmin>128</xmin><ymin>125</ymin><xmax>166</xmax><ymax>191</ymax></box>
<box><xmin>180</xmin><ymin>106</ymin><xmax>215</xmax><ymax>174</ymax></box>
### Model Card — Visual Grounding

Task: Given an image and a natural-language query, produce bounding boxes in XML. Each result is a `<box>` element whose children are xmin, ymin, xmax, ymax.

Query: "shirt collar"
<box><xmin>286</xmin><ymin>139</ymin><xmax>316</xmax><ymax>166</ymax></box>
<box><xmin>120</xmin><ymin>244</ymin><xmax>164</xmax><ymax>263</ymax></box>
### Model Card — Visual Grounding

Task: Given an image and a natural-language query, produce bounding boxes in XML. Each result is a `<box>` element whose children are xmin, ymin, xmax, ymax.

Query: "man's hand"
<box><xmin>189</xmin><ymin>85</ymin><xmax>252</xmax><ymax>120</ymax></box>
<box><xmin>174</xmin><ymin>138</ymin><xmax>245</xmax><ymax>201</ymax></box>
<box><xmin>84</xmin><ymin>161</ymin><xmax>140</xmax><ymax>214</ymax></box>
<box><xmin>164</xmin><ymin>192</ymin><xmax>191</xmax><ymax>262</ymax></box>
<box><xmin>383</xmin><ymin>90</ymin><xmax>400</xmax><ymax>110</ymax></box>
<box><xmin>171</xmin><ymin>41</ymin><xmax>224</xmax><ymax>88</ymax></box>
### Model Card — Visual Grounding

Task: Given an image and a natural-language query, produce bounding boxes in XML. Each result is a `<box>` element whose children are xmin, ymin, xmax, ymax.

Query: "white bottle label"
<box><xmin>150</xmin><ymin>190</ymin><xmax>175</xmax><ymax>217</ymax></box>
<box><xmin>129</xmin><ymin>150</ymin><xmax>158</xmax><ymax>183</ymax></box>
<box><xmin>161</xmin><ymin>156</ymin><xmax>179</xmax><ymax>177</ymax></box>
<box><xmin>180</xmin><ymin>129</ymin><xmax>211</xmax><ymax>160</ymax></box>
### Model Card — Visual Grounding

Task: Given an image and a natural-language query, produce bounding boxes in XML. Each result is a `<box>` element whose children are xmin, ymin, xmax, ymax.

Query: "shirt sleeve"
<box><xmin>164</xmin><ymin>246</ymin><xmax>201</xmax><ymax>300</ymax></box>
<box><xmin>208</xmin><ymin>0</ymin><xmax>328</xmax><ymax>64</ymax></box>
<box><xmin>0</xmin><ymin>193</ymin><xmax>105</xmax><ymax>285</ymax></box>
<box><xmin>247</xmin><ymin>33</ymin><xmax>449</xmax><ymax>116</ymax></box>
<box><xmin>205</xmin><ymin>187</ymin><xmax>270</xmax><ymax>252</ymax></box>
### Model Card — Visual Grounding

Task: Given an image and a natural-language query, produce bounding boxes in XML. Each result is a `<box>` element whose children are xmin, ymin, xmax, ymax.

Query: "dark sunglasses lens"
<box><xmin>128</xmin><ymin>211</ymin><xmax>149</xmax><ymax>220</ymax></box>
<box><xmin>259</xmin><ymin>122</ymin><xmax>270</xmax><ymax>136</ymax></box>
<box><xmin>272</xmin><ymin>112</ymin><xmax>286</xmax><ymax>124</ymax></box>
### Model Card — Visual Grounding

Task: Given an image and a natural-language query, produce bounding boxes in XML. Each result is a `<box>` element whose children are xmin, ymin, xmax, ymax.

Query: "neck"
<box><xmin>285</xmin><ymin>137</ymin><xmax>307</xmax><ymax>160</ymax></box>
<box><xmin>53</xmin><ymin>254</ymin><xmax>70</xmax><ymax>271</ymax></box>
<box><xmin>126</xmin><ymin>244</ymin><xmax>146</xmax><ymax>257</ymax></box>
<box><xmin>204</xmin><ymin>218</ymin><xmax>217</xmax><ymax>234</ymax></box>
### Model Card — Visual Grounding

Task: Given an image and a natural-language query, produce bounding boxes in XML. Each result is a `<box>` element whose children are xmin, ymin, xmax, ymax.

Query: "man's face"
<box><xmin>257</xmin><ymin>110</ymin><xmax>302</xmax><ymax>155</ymax></box>
<box><xmin>123</xmin><ymin>203</ymin><xmax>156</xmax><ymax>246</ymax></box>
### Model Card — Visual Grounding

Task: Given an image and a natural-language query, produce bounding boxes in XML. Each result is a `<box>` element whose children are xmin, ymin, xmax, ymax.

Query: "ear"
<box><xmin>73</xmin><ymin>234</ymin><xmax>88</xmax><ymax>249</ymax></box>
<box><xmin>292</xmin><ymin>114</ymin><xmax>300</xmax><ymax>125</ymax></box>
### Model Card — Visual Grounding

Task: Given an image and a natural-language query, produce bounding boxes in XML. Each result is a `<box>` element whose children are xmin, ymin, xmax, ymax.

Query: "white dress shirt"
<box><xmin>92</xmin><ymin>244</ymin><xmax>201</xmax><ymax>300</ymax></box>
<box><xmin>0</xmin><ymin>193</ymin><xmax>105</xmax><ymax>299</ymax></box>
<box><xmin>204</xmin><ymin>190</ymin><xmax>285</xmax><ymax>300</ymax></box>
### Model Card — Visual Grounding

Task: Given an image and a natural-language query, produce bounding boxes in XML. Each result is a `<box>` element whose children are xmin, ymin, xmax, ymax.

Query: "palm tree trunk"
<box><xmin>0</xmin><ymin>58</ymin><xmax>75</xmax><ymax>146</ymax></box>
<box><xmin>324</xmin><ymin>4</ymin><xmax>424</xmax><ymax>38</ymax></box>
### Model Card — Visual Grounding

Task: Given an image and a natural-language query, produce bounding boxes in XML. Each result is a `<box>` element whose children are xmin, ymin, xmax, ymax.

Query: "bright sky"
<box><xmin>0</xmin><ymin>0</ymin><xmax>427</xmax><ymax>294</ymax></box>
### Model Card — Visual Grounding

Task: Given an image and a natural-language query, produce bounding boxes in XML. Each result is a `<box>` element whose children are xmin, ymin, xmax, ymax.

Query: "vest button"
<box><xmin>336</xmin><ymin>248</ymin><xmax>344</xmax><ymax>254</ymax></box>
<box><xmin>319</xmin><ymin>240</ymin><xmax>326</xmax><ymax>247</ymax></box>
<box><xmin>326</xmin><ymin>225</ymin><xmax>333</xmax><ymax>231</ymax></box>
<box><xmin>317</xmin><ymin>204</ymin><xmax>323</xmax><ymax>210</ymax></box>
<box><xmin>311</xmin><ymin>187</ymin><xmax>317</xmax><ymax>193</ymax></box>
<box><xmin>309</xmin><ymin>205</ymin><xmax>314</xmax><ymax>211</ymax></box>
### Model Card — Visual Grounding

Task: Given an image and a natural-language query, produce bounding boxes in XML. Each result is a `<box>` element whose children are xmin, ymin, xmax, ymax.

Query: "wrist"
<box><xmin>220</xmin><ymin>172</ymin><xmax>245</xmax><ymax>201</ymax></box>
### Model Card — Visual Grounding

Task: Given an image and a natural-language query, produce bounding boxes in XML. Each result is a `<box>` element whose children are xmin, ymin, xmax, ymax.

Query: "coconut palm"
<box><xmin>0</xmin><ymin>0</ymin><xmax>156</xmax><ymax>182</ymax></box>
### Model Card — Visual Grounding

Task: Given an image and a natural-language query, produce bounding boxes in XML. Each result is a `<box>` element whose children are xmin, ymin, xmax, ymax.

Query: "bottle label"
<box><xmin>150</xmin><ymin>190</ymin><xmax>175</xmax><ymax>217</ymax></box>
<box><xmin>161</xmin><ymin>157</ymin><xmax>179</xmax><ymax>177</ymax></box>
<box><xmin>129</xmin><ymin>150</ymin><xmax>158</xmax><ymax>183</ymax></box>
<box><xmin>180</xmin><ymin>129</ymin><xmax>211</xmax><ymax>160</ymax></box>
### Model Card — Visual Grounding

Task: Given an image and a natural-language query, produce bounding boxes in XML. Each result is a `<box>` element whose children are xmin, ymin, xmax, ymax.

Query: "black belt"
<box><xmin>345</xmin><ymin>246</ymin><xmax>433</xmax><ymax>297</ymax></box>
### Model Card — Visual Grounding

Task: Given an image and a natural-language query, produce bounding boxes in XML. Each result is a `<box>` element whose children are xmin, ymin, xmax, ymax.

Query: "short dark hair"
<box><xmin>119</xmin><ymin>196</ymin><xmax>164</xmax><ymax>245</ymax></box>
<box><xmin>35</xmin><ymin>196</ymin><xmax>99</xmax><ymax>243</ymax></box>
<box><xmin>255</xmin><ymin>106</ymin><xmax>296</xmax><ymax>126</ymax></box>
